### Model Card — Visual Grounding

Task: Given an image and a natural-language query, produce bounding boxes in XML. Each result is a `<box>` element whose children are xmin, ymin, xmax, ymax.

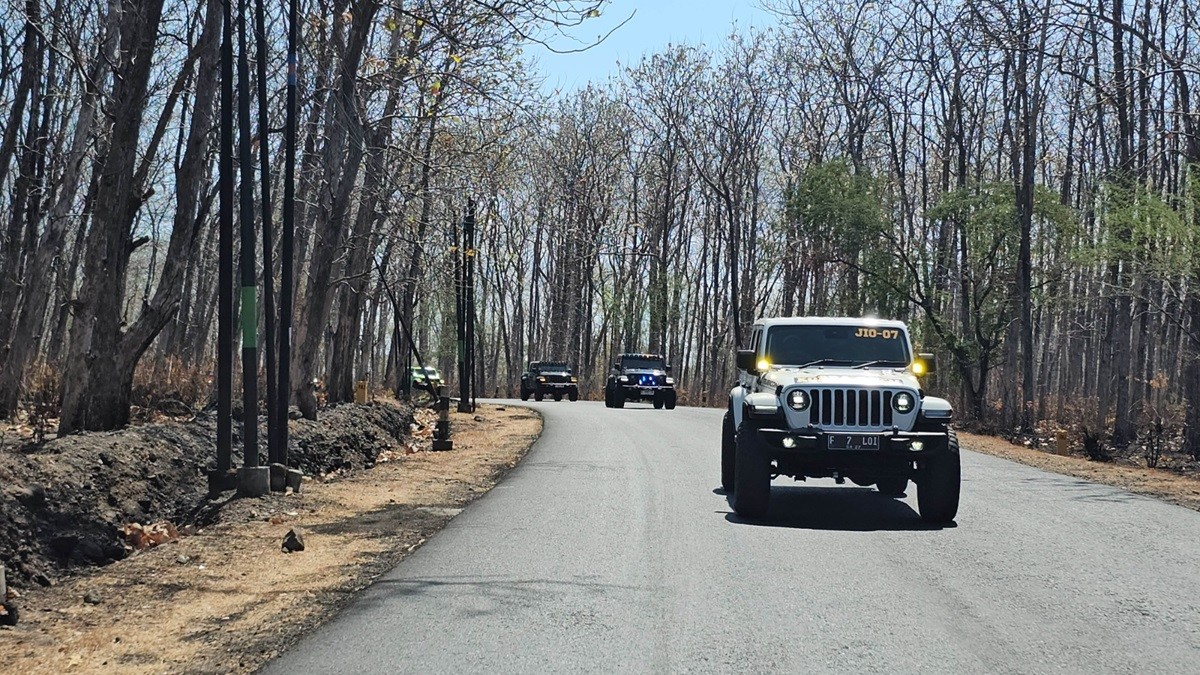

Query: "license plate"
<box><xmin>826</xmin><ymin>434</ymin><xmax>880</xmax><ymax>451</ymax></box>
<box><xmin>641</xmin><ymin>389</ymin><xmax>653</xmax><ymax>396</ymax></box>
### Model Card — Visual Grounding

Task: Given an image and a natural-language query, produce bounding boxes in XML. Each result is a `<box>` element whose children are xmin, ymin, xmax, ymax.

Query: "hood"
<box><xmin>765</xmin><ymin>366</ymin><xmax>919</xmax><ymax>390</ymax></box>
<box><xmin>538</xmin><ymin>370</ymin><xmax>572</xmax><ymax>377</ymax></box>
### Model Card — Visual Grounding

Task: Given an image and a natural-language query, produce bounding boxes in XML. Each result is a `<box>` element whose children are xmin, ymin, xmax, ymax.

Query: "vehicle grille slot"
<box><xmin>858</xmin><ymin>390</ymin><xmax>869</xmax><ymax>426</ymax></box>
<box><xmin>809</xmin><ymin>389</ymin><xmax>821</xmax><ymax>423</ymax></box>
<box><xmin>883</xmin><ymin>391</ymin><xmax>894</xmax><ymax>425</ymax></box>
<box><xmin>833</xmin><ymin>390</ymin><xmax>845</xmax><ymax>425</ymax></box>
<box><xmin>870</xmin><ymin>390</ymin><xmax>881</xmax><ymax>426</ymax></box>
<box><xmin>821</xmin><ymin>389</ymin><xmax>833</xmax><ymax>425</ymax></box>
<box><xmin>845</xmin><ymin>389</ymin><xmax>857</xmax><ymax>426</ymax></box>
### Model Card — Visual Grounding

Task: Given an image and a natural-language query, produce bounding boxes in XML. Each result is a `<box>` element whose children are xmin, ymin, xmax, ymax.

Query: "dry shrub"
<box><xmin>1081</xmin><ymin>427</ymin><xmax>1111</xmax><ymax>462</ymax></box>
<box><xmin>22</xmin><ymin>363</ymin><xmax>61</xmax><ymax>444</ymax></box>
<box><xmin>131</xmin><ymin>357</ymin><xmax>213</xmax><ymax>421</ymax></box>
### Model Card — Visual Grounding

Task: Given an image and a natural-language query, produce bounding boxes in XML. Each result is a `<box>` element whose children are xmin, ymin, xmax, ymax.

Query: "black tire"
<box><xmin>732</xmin><ymin>423</ymin><xmax>770</xmax><ymax>518</ymax></box>
<box><xmin>721</xmin><ymin>410</ymin><xmax>736</xmax><ymax>492</ymax></box>
<box><xmin>664</xmin><ymin>390</ymin><xmax>677</xmax><ymax>410</ymax></box>
<box><xmin>569</xmin><ymin>389</ymin><xmax>578</xmax><ymax>402</ymax></box>
<box><xmin>534</xmin><ymin>391</ymin><xmax>544</xmax><ymax>402</ymax></box>
<box><xmin>917</xmin><ymin>430</ymin><xmax>961</xmax><ymax>523</ymax></box>
<box><xmin>653</xmin><ymin>394</ymin><xmax>664</xmax><ymax>409</ymax></box>
<box><xmin>604</xmin><ymin>385</ymin><xmax>613</xmax><ymax>408</ymax></box>
<box><xmin>613</xmin><ymin>387</ymin><xmax>625</xmax><ymax>409</ymax></box>
<box><xmin>875</xmin><ymin>477</ymin><xmax>908</xmax><ymax>497</ymax></box>
<box><xmin>554</xmin><ymin>392</ymin><xmax>563</xmax><ymax>401</ymax></box>
<box><xmin>520</xmin><ymin>386</ymin><xmax>530</xmax><ymax>401</ymax></box>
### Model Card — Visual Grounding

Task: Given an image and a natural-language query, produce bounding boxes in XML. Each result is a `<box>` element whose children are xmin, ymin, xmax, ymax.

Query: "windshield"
<box><xmin>764</xmin><ymin>325</ymin><xmax>909</xmax><ymax>367</ymax></box>
<box><xmin>535</xmin><ymin>362</ymin><xmax>570</xmax><ymax>373</ymax></box>
<box><xmin>621</xmin><ymin>356</ymin><xmax>666</xmax><ymax>371</ymax></box>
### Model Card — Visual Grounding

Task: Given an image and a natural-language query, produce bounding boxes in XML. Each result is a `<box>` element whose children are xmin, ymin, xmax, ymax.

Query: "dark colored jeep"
<box><xmin>520</xmin><ymin>361</ymin><xmax>579</xmax><ymax>401</ymax></box>
<box><xmin>604</xmin><ymin>353</ymin><xmax>677</xmax><ymax>409</ymax></box>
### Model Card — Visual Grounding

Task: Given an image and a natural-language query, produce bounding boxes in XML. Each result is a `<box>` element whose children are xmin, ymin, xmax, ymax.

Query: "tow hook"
<box><xmin>833</xmin><ymin>471</ymin><xmax>845</xmax><ymax>485</ymax></box>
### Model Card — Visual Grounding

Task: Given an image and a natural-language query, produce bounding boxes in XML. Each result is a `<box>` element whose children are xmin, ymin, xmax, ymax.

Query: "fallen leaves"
<box><xmin>120</xmin><ymin>521</ymin><xmax>179</xmax><ymax>551</ymax></box>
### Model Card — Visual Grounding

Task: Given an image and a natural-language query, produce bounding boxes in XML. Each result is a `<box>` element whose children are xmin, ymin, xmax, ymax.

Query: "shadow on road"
<box><xmin>721</xmin><ymin>485</ymin><xmax>955</xmax><ymax>532</ymax></box>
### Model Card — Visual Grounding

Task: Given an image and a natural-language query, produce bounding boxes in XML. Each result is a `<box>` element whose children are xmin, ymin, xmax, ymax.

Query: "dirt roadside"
<box><xmin>960</xmin><ymin>431</ymin><xmax>1200</xmax><ymax>512</ymax></box>
<box><xmin>0</xmin><ymin>404</ymin><xmax>541</xmax><ymax>674</ymax></box>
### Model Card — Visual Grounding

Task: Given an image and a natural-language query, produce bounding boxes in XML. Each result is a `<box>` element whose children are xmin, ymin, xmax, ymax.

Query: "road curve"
<box><xmin>266</xmin><ymin>401</ymin><xmax>1200</xmax><ymax>674</ymax></box>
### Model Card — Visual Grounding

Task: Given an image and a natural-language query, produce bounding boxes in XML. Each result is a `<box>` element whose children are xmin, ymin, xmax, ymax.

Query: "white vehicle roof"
<box><xmin>753</xmin><ymin>316</ymin><xmax>909</xmax><ymax>330</ymax></box>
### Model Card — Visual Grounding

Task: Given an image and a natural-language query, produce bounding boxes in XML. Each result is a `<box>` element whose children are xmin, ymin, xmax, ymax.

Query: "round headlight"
<box><xmin>665</xmin><ymin>377</ymin><xmax>675</xmax><ymax>385</ymax></box>
<box><xmin>618</xmin><ymin>375</ymin><xmax>628</xmax><ymax>383</ymax></box>
<box><xmin>787</xmin><ymin>389</ymin><xmax>810</xmax><ymax>411</ymax></box>
<box><xmin>893</xmin><ymin>392</ymin><xmax>914</xmax><ymax>413</ymax></box>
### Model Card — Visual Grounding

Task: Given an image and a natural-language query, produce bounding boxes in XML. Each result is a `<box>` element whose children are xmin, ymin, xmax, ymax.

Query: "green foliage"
<box><xmin>787</xmin><ymin>159</ymin><xmax>886</xmax><ymax>250</ymax></box>
<box><xmin>784</xmin><ymin>159</ymin><xmax>908</xmax><ymax>315</ymax></box>
<box><xmin>1091</xmin><ymin>179</ymin><xmax>1195</xmax><ymax>278</ymax></box>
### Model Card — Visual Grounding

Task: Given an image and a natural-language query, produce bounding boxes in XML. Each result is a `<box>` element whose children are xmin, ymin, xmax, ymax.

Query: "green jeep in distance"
<box><xmin>410</xmin><ymin>365</ymin><xmax>442</xmax><ymax>392</ymax></box>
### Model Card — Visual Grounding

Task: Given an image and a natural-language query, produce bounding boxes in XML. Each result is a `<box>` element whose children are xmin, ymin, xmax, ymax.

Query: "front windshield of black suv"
<box><xmin>620</xmin><ymin>356</ymin><xmax>666</xmax><ymax>371</ymax></box>
<box><xmin>764</xmin><ymin>325</ymin><xmax>910</xmax><ymax>367</ymax></box>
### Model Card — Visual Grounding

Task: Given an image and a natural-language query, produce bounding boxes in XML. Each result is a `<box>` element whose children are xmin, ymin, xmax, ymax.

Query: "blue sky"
<box><xmin>533</xmin><ymin>0</ymin><xmax>775</xmax><ymax>92</ymax></box>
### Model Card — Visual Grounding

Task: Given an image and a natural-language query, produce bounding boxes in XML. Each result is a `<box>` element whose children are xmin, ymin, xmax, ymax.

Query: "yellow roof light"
<box><xmin>911</xmin><ymin>360</ymin><xmax>927</xmax><ymax>376</ymax></box>
<box><xmin>756</xmin><ymin>359</ymin><xmax>771</xmax><ymax>372</ymax></box>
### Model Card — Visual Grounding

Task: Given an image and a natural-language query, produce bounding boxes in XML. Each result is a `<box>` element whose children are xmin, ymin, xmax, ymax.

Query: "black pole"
<box><xmin>279</xmin><ymin>0</ymin><xmax>297</xmax><ymax>468</ymax></box>
<box><xmin>465</xmin><ymin>201</ymin><xmax>477</xmax><ymax>412</ymax></box>
<box><xmin>252</xmin><ymin>0</ymin><xmax>278</xmax><ymax>472</ymax></box>
<box><xmin>214</xmin><ymin>0</ymin><xmax>234</xmax><ymax>490</ymax></box>
<box><xmin>455</xmin><ymin>216</ymin><xmax>468</xmax><ymax>412</ymax></box>
<box><xmin>236</xmin><ymin>0</ymin><xmax>258</xmax><ymax>470</ymax></box>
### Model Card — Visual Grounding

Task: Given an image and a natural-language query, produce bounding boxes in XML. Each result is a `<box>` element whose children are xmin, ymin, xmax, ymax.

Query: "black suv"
<box><xmin>605</xmin><ymin>353</ymin><xmax>677</xmax><ymax>409</ymax></box>
<box><xmin>520</xmin><ymin>361</ymin><xmax>579</xmax><ymax>401</ymax></box>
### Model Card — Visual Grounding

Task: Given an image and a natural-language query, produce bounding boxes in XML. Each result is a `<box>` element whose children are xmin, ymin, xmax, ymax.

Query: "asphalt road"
<box><xmin>267</xmin><ymin>401</ymin><xmax>1200</xmax><ymax>674</ymax></box>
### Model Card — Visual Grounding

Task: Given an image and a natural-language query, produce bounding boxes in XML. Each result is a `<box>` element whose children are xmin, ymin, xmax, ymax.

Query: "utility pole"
<box><xmin>252</xmin><ymin>0</ymin><xmax>280</xmax><ymax>488</ymax></box>
<box><xmin>236</xmin><ymin>0</ymin><xmax>267</xmax><ymax>496</ymax></box>
<box><xmin>210</xmin><ymin>0</ymin><xmax>235</xmax><ymax>497</ymax></box>
<box><xmin>279</xmin><ymin>0</ymin><xmax>298</xmax><ymax>477</ymax></box>
<box><xmin>465</xmin><ymin>201</ymin><xmax>477</xmax><ymax>411</ymax></box>
<box><xmin>456</xmin><ymin>213</ymin><xmax>469</xmax><ymax>412</ymax></box>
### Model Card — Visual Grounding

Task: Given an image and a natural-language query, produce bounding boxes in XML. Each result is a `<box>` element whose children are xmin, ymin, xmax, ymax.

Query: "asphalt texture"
<box><xmin>267</xmin><ymin>401</ymin><xmax>1200</xmax><ymax>674</ymax></box>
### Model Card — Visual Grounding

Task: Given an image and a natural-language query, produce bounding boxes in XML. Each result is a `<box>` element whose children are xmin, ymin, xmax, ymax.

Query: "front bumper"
<box><xmin>618</xmin><ymin>384</ymin><xmax>672</xmax><ymax>397</ymax></box>
<box><xmin>753</xmin><ymin>428</ymin><xmax>950</xmax><ymax>458</ymax></box>
<box><xmin>535</xmin><ymin>381</ymin><xmax>577</xmax><ymax>390</ymax></box>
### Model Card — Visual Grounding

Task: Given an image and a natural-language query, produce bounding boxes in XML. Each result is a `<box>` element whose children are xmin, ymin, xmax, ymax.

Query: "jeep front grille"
<box><xmin>634</xmin><ymin>374</ymin><xmax>660</xmax><ymax>387</ymax></box>
<box><xmin>807</xmin><ymin>388</ymin><xmax>895</xmax><ymax>428</ymax></box>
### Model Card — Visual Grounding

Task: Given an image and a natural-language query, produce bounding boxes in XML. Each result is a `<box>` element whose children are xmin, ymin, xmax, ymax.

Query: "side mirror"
<box><xmin>666</xmin><ymin>365</ymin><xmax>673</xmax><ymax>373</ymax></box>
<box><xmin>736</xmin><ymin>349</ymin><xmax>757</xmax><ymax>373</ymax></box>
<box><xmin>613</xmin><ymin>361</ymin><xmax>620</xmax><ymax>370</ymax></box>
<box><xmin>915</xmin><ymin>353</ymin><xmax>937</xmax><ymax>376</ymax></box>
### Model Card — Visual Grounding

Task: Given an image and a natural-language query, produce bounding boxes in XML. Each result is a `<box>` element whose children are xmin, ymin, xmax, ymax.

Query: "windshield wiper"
<box><xmin>794</xmin><ymin>359</ymin><xmax>849</xmax><ymax>369</ymax></box>
<box><xmin>853</xmin><ymin>359</ymin><xmax>908</xmax><ymax>369</ymax></box>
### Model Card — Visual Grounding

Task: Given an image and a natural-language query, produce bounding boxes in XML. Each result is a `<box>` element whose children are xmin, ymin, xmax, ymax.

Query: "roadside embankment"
<box><xmin>0</xmin><ymin>403</ymin><xmax>541</xmax><ymax>674</ymax></box>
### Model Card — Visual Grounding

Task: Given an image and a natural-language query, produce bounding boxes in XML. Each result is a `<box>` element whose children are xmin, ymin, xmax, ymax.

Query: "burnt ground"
<box><xmin>0</xmin><ymin>401</ymin><xmax>414</xmax><ymax>589</ymax></box>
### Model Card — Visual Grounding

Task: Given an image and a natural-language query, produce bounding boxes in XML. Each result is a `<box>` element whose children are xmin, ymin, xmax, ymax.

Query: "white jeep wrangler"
<box><xmin>724</xmin><ymin>317</ymin><xmax>960</xmax><ymax>523</ymax></box>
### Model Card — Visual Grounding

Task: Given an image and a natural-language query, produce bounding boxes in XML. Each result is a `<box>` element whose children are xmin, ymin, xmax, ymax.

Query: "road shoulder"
<box><xmin>960</xmin><ymin>431</ymin><xmax>1200</xmax><ymax>512</ymax></box>
<box><xmin>0</xmin><ymin>403</ymin><xmax>541</xmax><ymax>674</ymax></box>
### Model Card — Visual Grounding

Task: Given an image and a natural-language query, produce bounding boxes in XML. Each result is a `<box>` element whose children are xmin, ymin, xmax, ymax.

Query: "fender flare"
<box><xmin>729</xmin><ymin>384</ymin><xmax>748</xmax><ymax>428</ymax></box>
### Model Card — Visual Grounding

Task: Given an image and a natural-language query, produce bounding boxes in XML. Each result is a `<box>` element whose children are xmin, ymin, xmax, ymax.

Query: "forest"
<box><xmin>0</xmin><ymin>0</ymin><xmax>1198</xmax><ymax>458</ymax></box>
